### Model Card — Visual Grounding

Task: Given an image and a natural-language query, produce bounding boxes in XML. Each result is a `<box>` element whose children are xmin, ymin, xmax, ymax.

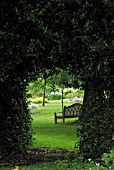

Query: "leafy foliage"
<box><xmin>0</xmin><ymin>0</ymin><xmax>34</xmax><ymax>158</ymax></box>
<box><xmin>79</xmin><ymin>99</ymin><xmax>114</xmax><ymax>159</ymax></box>
<box><xmin>0</xmin><ymin>0</ymin><xmax>113</xmax><ymax>160</ymax></box>
<box><xmin>56</xmin><ymin>149</ymin><xmax>114</xmax><ymax>170</ymax></box>
<box><xmin>0</xmin><ymin>78</ymin><xmax>32</xmax><ymax>159</ymax></box>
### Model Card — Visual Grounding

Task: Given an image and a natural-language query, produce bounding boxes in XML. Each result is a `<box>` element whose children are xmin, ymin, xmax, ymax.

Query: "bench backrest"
<box><xmin>63</xmin><ymin>103</ymin><xmax>82</xmax><ymax>117</ymax></box>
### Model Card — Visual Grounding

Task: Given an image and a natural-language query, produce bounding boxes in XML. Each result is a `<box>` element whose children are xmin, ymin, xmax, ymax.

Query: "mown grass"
<box><xmin>1</xmin><ymin>162</ymin><xmax>60</xmax><ymax>170</ymax></box>
<box><xmin>20</xmin><ymin>162</ymin><xmax>60</xmax><ymax>170</ymax></box>
<box><xmin>31</xmin><ymin>100</ymin><xmax>80</xmax><ymax>150</ymax></box>
<box><xmin>1</xmin><ymin>100</ymin><xmax>80</xmax><ymax>170</ymax></box>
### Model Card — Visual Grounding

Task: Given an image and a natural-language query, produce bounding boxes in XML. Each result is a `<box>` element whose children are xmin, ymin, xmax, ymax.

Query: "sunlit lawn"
<box><xmin>1</xmin><ymin>100</ymin><xmax>80</xmax><ymax>170</ymax></box>
<box><xmin>31</xmin><ymin>100</ymin><xmax>80</xmax><ymax>150</ymax></box>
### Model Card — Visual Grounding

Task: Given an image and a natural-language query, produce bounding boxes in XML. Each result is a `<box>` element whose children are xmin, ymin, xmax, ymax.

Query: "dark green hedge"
<box><xmin>0</xmin><ymin>78</ymin><xmax>32</xmax><ymax>159</ymax></box>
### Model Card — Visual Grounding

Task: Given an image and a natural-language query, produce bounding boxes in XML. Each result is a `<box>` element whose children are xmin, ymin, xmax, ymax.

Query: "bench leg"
<box><xmin>54</xmin><ymin>112</ymin><xmax>57</xmax><ymax>124</ymax></box>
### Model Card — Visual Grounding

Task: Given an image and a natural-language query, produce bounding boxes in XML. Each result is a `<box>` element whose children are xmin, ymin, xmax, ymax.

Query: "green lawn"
<box><xmin>1</xmin><ymin>162</ymin><xmax>60</xmax><ymax>170</ymax></box>
<box><xmin>31</xmin><ymin>100</ymin><xmax>80</xmax><ymax>150</ymax></box>
<box><xmin>0</xmin><ymin>101</ymin><xmax>81</xmax><ymax>170</ymax></box>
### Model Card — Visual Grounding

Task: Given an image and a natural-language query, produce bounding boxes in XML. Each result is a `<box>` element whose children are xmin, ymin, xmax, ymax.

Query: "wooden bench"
<box><xmin>54</xmin><ymin>103</ymin><xmax>82</xmax><ymax>124</ymax></box>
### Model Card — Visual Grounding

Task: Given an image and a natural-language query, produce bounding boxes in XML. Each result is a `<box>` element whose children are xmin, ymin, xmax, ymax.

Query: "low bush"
<box><xmin>56</xmin><ymin>148</ymin><xmax>114</xmax><ymax>170</ymax></box>
<box><xmin>47</xmin><ymin>94</ymin><xmax>62</xmax><ymax>100</ymax></box>
<box><xmin>64</xmin><ymin>88</ymin><xmax>84</xmax><ymax>99</ymax></box>
<box><xmin>27</xmin><ymin>96</ymin><xmax>48</xmax><ymax>104</ymax></box>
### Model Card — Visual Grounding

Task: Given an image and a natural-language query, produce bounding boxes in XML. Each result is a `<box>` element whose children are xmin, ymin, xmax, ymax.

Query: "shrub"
<box><xmin>64</xmin><ymin>88</ymin><xmax>84</xmax><ymax>99</ymax></box>
<box><xmin>47</xmin><ymin>94</ymin><xmax>62</xmax><ymax>100</ymax></box>
<box><xmin>27</xmin><ymin>96</ymin><xmax>48</xmax><ymax>103</ymax></box>
<box><xmin>56</xmin><ymin>148</ymin><xmax>114</xmax><ymax>169</ymax></box>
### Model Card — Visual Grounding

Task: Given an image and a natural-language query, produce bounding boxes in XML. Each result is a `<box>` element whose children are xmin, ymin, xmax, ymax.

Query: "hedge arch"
<box><xmin>0</xmin><ymin>0</ymin><xmax>113</xmax><ymax>160</ymax></box>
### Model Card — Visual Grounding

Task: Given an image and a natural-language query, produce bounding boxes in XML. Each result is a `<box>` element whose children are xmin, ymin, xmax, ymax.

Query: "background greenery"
<box><xmin>27</xmin><ymin>78</ymin><xmax>84</xmax><ymax>102</ymax></box>
<box><xmin>30</xmin><ymin>100</ymin><xmax>80</xmax><ymax>149</ymax></box>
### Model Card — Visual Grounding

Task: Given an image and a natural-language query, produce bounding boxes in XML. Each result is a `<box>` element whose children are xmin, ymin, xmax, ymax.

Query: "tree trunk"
<box><xmin>42</xmin><ymin>78</ymin><xmax>46</xmax><ymax>106</ymax></box>
<box><xmin>61</xmin><ymin>88</ymin><xmax>64</xmax><ymax>112</ymax></box>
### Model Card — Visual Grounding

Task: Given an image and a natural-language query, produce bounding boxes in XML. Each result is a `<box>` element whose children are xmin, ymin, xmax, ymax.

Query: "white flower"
<box><xmin>96</xmin><ymin>162</ymin><xmax>100</xmax><ymax>166</ymax></box>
